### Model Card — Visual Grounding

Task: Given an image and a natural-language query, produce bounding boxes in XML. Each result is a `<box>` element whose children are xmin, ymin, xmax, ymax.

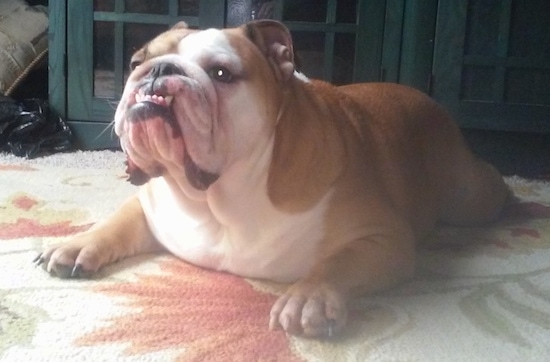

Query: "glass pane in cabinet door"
<box><xmin>464</xmin><ymin>0</ymin><xmax>499</xmax><ymax>56</ymax></box>
<box><xmin>227</xmin><ymin>0</ymin><xmax>277</xmax><ymax>26</ymax></box>
<box><xmin>94</xmin><ymin>21</ymin><xmax>115</xmax><ymax>98</ymax></box>
<box><xmin>333</xmin><ymin>33</ymin><xmax>355</xmax><ymax>84</ymax></box>
<box><xmin>506</xmin><ymin>69</ymin><xmax>550</xmax><ymax>105</ymax></box>
<box><xmin>126</xmin><ymin>0</ymin><xmax>169</xmax><ymax>14</ymax></box>
<box><xmin>292</xmin><ymin>32</ymin><xmax>325</xmax><ymax>80</ymax></box>
<box><xmin>179</xmin><ymin>0</ymin><xmax>200</xmax><ymax>16</ymax></box>
<box><xmin>508</xmin><ymin>0</ymin><xmax>550</xmax><ymax>59</ymax></box>
<box><xmin>227</xmin><ymin>0</ymin><xmax>252</xmax><ymax>26</ymax></box>
<box><xmin>123</xmin><ymin>23</ymin><xmax>171</xmax><ymax>81</ymax></box>
<box><xmin>461</xmin><ymin>66</ymin><xmax>495</xmax><ymax>102</ymax></box>
<box><xmin>283</xmin><ymin>0</ymin><xmax>326</xmax><ymax>22</ymax></box>
<box><xmin>252</xmin><ymin>0</ymin><xmax>277</xmax><ymax>20</ymax></box>
<box><xmin>336</xmin><ymin>0</ymin><xmax>357</xmax><ymax>23</ymax></box>
<box><xmin>94</xmin><ymin>0</ymin><xmax>114</xmax><ymax>11</ymax></box>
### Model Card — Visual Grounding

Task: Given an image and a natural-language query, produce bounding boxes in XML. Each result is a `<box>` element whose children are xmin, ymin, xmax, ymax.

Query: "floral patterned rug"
<box><xmin>1</xmin><ymin>151</ymin><xmax>550</xmax><ymax>361</ymax></box>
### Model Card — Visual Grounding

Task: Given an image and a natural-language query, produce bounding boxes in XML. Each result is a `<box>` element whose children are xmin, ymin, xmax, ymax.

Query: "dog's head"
<box><xmin>115</xmin><ymin>20</ymin><xmax>297</xmax><ymax>195</ymax></box>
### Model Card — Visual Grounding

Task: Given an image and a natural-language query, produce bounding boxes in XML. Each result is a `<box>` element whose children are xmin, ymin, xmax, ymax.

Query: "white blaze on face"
<box><xmin>131</xmin><ymin>27</ymin><xmax>332</xmax><ymax>282</ymax></box>
<box><xmin>177</xmin><ymin>29</ymin><xmax>243</xmax><ymax>73</ymax></box>
<box><xmin>175</xmin><ymin>28</ymin><xmax>276</xmax><ymax>171</ymax></box>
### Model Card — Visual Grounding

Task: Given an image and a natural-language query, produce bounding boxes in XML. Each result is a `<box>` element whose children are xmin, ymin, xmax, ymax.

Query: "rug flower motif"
<box><xmin>0</xmin><ymin>192</ymin><xmax>91</xmax><ymax>239</ymax></box>
<box><xmin>77</xmin><ymin>259</ymin><xmax>300</xmax><ymax>361</ymax></box>
<box><xmin>1</xmin><ymin>157</ymin><xmax>550</xmax><ymax>361</ymax></box>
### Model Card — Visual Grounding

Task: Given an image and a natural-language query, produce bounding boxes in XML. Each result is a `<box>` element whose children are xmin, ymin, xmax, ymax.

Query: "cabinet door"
<box><xmin>230</xmin><ymin>0</ymin><xmax>387</xmax><ymax>85</ymax></box>
<box><xmin>431</xmin><ymin>0</ymin><xmax>550</xmax><ymax>132</ymax></box>
<box><xmin>65</xmin><ymin>0</ymin><xmax>224</xmax><ymax>148</ymax></box>
<box><xmin>64</xmin><ymin>0</ymin><xmax>388</xmax><ymax>148</ymax></box>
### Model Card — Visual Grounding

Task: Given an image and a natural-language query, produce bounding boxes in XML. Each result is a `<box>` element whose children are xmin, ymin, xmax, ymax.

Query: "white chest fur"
<box><xmin>139</xmin><ymin>177</ymin><xmax>331</xmax><ymax>282</ymax></box>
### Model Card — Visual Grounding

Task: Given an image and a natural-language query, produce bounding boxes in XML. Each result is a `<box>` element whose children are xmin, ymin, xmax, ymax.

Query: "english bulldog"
<box><xmin>35</xmin><ymin>20</ymin><xmax>510</xmax><ymax>338</ymax></box>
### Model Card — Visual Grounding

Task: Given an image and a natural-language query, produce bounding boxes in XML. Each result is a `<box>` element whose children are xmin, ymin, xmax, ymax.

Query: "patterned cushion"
<box><xmin>0</xmin><ymin>0</ymin><xmax>48</xmax><ymax>96</ymax></box>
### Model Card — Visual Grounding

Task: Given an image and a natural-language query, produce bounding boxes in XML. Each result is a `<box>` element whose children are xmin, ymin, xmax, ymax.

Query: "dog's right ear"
<box><xmin>171</xmin><ymin>21</ymin><xmax>189</xmax><ymax>30</ymax></box>
<box><xmin>130</xmin><ymin>49</ymin><xmax>145</xmax><ymax>71</ymax></box>
<box><xmin>244</xmin><ymin>20</ymin><xmax>295</xmax><ymax>83</ymax></box>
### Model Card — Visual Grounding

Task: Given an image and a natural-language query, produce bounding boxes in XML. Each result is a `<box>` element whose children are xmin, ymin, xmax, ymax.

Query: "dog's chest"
<box><xmin>139</xmin><ymin>178</ymin><xmax>330</xmax><ymax>282</ymax></box>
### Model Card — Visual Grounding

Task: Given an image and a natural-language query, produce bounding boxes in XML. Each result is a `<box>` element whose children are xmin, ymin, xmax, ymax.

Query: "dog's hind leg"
<box><xmin>439</xmin><ymin>154</ymin><xmax>511</xmax><ymax>226</ymax></box>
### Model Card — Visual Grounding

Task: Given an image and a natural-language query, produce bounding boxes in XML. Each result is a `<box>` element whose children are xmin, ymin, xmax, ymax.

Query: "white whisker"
<box><xmin>107</xmin><ymin>99</ymin><xmax>120</xmax><ymax>110</ymax></box>
<box><xmin>93</xmin><ymin>120</ymin><xmax>118</xmax><ymax>144</ymax></box>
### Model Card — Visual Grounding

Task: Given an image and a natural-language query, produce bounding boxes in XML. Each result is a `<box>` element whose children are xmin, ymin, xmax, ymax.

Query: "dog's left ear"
<box><xmin>244</xmin><ymin>20</ymin><xmax>295</xmax><ymax>82</ymax></box>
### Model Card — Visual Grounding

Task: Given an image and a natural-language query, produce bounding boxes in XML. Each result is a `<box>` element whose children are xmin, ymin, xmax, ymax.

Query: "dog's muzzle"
<box><xmin>122</xmin><ymin>62</ymin><xmax>220</xmax><ymax>190</ymax></box>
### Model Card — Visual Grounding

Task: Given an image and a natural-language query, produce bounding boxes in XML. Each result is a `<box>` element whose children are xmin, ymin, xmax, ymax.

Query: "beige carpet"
<box><xmin>1</xmin><ymin>150</ymin><xmax>550</xmax><ymax>361</ymax></box>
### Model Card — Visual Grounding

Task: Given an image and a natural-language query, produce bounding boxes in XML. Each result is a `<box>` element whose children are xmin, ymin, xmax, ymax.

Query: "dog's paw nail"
<box><xmin>71</xmin><ymin>264</ymin><xmax>83</xmax><ymax>278</ymax></box>
<box><xmin>327</xmin><ymin>319</ymin><xmax>335</xmax><ymax>338</ymax></box>
<box><xmin>32</xmin><ymin>254</ymin><xmax>45</xmax><ymax>266</ymax></box>
<box><xmin>281</xmin><ymin>315</ymin><xmax>290</xmax><ymax>331</ymax></box>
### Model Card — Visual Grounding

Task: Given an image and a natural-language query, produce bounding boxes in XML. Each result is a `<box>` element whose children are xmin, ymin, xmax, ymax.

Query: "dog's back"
<box><xmin>338</xmin><ymin>82</ymin><xmax>510</xmax><ymax>235</ymax></box>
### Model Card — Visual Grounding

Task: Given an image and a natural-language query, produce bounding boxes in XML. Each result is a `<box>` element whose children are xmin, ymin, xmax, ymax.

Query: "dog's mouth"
<box><xmin>123</xmin><ymin>90</ymin><xmax>219</xmax><ymax>190</ymax></box>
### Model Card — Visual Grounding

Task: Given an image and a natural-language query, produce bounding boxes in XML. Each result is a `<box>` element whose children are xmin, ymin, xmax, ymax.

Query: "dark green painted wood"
<box><xmin>399</xmin><ymin>0</ymin><xmax>438</xmax><ymax>92</ymax></box>
<box><xmin>354</xmin><ymin>0</ymin><xmax>386</xmax><ymax>82</ymax></box>
<box><xmin>169</xmin><ymin>0</ymin><xmax>178</xmax><ymax>16</ymax></box>
<box><xmin>113</xmin><ymin>1</ymin><xmax>125</xmax><ymax>98</ymax></box>
<box><xmin>381</xmin><ymin>0</ymin><xmax>405</xmax><ymax>82</ymax></box>
<box><xmin>493</xmin><ymin>0</ymin><xmax>512</xmax><ymax>103</ymax></box>
<box><xmin>93</xmin><ymin>11</ymin><xmax>200</xmax><ymax>27</ymax></box>
<box><xmin>59</xmin><ymin>0</ymin><xmax>550</xmax><ymax>149</ymax></box>
<box><xmin>463</xmin><ymin>55</ymin><xmax>550</xmax><ymax>69</ymax></box>
<box><xmin>115</xmin><ymin>0</ymin><xmax>123</xmax><ymax>12</ymax></box>
<box><xmin>48</xmin><ymin>0</ymin><xmax>67</xmax><ymax>122</ymax></box>
<box><xmin>323</xmin><ymin>32</ymin><xmax>335</xmax><ymax>82</ymax></box>
<box><xmin>432</xmin><ymin>0</ymin><xmax>550</xmax><ymax>132</ymax></box>
<box><xmin>199</xmin><ymin>0</ymin><xmax>225</xmax><ymax>28</ymax></box>
<box><xmin>322</xmin><ymin>0</ymin><xmax>338</xmax><ymax>82</ymax></box>
<box><xmin>114</xmin><ymin>21</ymin><xmax>125</xmax><ymax>97</ymax></box>
<box><xmin>67</xmin><ymin>0</ymin><xmax>94</xmax><ymax>121</ymax></box>
<box><xmin>69</xmin><ymin>121</ymin><xmax>119</xmax><ymax>149</ymax></box>
<box><xmin>431</xmin><ymin>0</ymin><xmax>466</xmax><ymax>102</ymax></box>
<box><xmin>272</xmin><ymin>0</ymin><xmax>284</xmax><ymax>21</ymax></box>
<box><xmin>453</xmin><ymin>102</ymin><xmax>550</xmax><ymax>133</ymax></box>
<box><xmin>284</xmin><ymin>22</ymin><xmax>356</xmax><ymax>33</ymax></box>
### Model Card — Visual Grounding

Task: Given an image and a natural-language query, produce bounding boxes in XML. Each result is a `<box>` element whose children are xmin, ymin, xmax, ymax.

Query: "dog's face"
<box><xmin>114</xmin><ymin>21</ymin><xmax>296</xmax><ymax>195</ymax></box>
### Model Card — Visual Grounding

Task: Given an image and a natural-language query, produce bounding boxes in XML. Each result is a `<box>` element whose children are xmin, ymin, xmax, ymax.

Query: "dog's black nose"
<box><xmin>150</xmin><ymin>62</ymin><xmax>185</xmax><ymax>78</ymax></box>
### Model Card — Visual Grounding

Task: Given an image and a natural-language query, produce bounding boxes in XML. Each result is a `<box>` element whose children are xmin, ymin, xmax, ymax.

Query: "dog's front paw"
<box><xmin>269</xmin><ymin>281</ymin><xmax>348</xmax><ymax>338</ymax></box>
<box><xmin>33</xmin><ymin>234</ymin><xmax>108</xmax><ymax>278</ymax></box>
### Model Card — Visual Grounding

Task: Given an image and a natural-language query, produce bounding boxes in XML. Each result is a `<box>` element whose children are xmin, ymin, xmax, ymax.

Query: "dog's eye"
<box><xmin>209</xmin><ymin>67</ymin><xmax>233</xmax><ymax>83</ymax></box>
<box><xmin>130</xmin><ymin>60</ymin><xmax>142</xmax><ymax>71</ymax></box>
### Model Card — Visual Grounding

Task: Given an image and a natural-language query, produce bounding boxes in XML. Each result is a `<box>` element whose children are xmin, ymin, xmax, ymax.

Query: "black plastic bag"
<box><xmin>0</xmin><ymin>96</ymin><xmax>72</xmax><ymax>158</ymax></box>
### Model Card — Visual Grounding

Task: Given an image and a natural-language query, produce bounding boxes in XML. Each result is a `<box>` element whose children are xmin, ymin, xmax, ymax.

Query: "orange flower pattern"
<box><xmin>0</xmin><ymin>193</ymin><xmax>92</xmax><ymax>239</ymax></box>
<box><xmin>1</xmin><ymin>159</ymin><xmax>550</xmax><ymax>361</ymax></box>
<box><xmin>77</xmin><ymin>258</ymin><xmax>302</xmax><ymax>361</ymax></box>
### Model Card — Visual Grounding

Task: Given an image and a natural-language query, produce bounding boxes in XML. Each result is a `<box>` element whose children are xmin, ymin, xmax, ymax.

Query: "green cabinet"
<box><xmin>379</xmin><ymin>0</ymin><xmax>550</xmax><ymax>133</ymax></box>
<box><xmin>50</xmin><ymin>0</ymin><xmax>384</xmax><ymax>148</ymax></box>
<box><xmin>431</xmin><ymin>0</ymin><xmax>550</xmax><ymax>132</ymax></box>
<box><xmin>49</xmin><ymin>0</ymin><xmax>549</xmax><ymax>149</ymax></box>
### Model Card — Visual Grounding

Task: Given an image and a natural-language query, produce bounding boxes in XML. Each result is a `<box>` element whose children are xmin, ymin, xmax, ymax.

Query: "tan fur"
<box><xmin>37</xmin><ymin>20</ymin><xmax>509</xmax><ymax>338</ymax></box>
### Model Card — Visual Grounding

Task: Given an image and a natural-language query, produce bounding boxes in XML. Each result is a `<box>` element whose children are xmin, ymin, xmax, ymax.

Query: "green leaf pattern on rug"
<box><xmin>460</xmin><ymin>286</ymin><xmax>530</xmax><ymax>347</ymax></box>
<box><xmin>1</xmin><ymin>156</ymin><xmax>550</xmax><ymax>360</ymax></box>
<box><xmin>0</xmin><ymin>290</ymin><xmax>48</xmax><ymax>354</ymax></box>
